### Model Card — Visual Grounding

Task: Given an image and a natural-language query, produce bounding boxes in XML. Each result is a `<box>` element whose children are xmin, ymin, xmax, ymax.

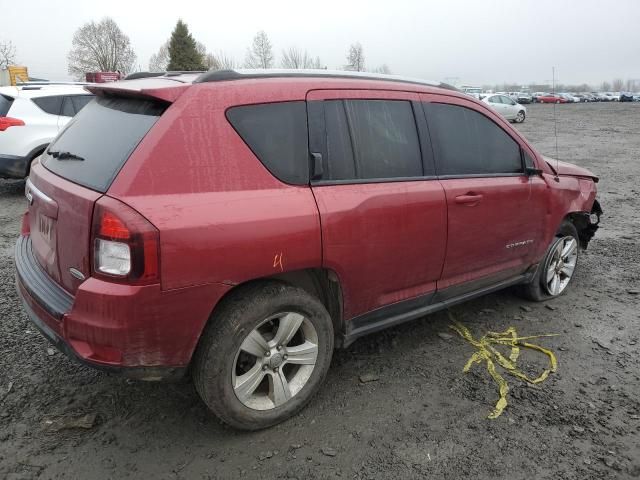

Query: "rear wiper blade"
<box><xmin>48</xmin><ymin>150</ymin><xmax>85</xmax><ymax>161</ymax></box>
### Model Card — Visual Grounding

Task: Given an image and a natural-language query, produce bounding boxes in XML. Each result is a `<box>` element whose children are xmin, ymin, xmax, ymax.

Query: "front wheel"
<box><xmin>517</xmin><ymin>222</ymin><xmax>580</xmax><ymax>302</ymax></box>
<box><xmin>515</xmin><ymin>110</ymin><xmax>526</xmax><ymax>123</ymax></box>
<box><xmin>193</xmin><ymin>281</ymin><xmax>334</xmax><ymax>430</ymax></box>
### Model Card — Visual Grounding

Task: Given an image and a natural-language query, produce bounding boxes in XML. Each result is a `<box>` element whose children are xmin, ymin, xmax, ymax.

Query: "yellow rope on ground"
<box><xmin>447</xmin><ymin>311</ymin><xmax>558</xmax><ymax>419</ymax></box>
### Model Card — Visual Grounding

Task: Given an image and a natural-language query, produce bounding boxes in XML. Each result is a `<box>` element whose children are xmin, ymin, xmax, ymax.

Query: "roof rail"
<box><xmin>193</xmin><ymin>69</ymin><xmax>458</xmax><ymax>91</ymax></box>
<box><xmin>124</xmin><ymin>71</ymin><xmax>207</xmax><ymax>80</ymax></box>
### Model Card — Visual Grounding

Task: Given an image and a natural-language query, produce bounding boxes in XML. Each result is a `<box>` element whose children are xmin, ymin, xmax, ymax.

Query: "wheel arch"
<box><xmin>201</xmin><ymin>268</ymin><xmax>345</xmax><ymax>349</ymax></box>
<box><xmin>561</xmin><ymin>199</ymin><xmax>601</xmax><ymax>249</ymax></box>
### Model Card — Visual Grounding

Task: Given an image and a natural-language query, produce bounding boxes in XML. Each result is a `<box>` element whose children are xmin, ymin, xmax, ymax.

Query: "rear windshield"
<box><xmin>0</xmin><ymin>94</ymin><xmax>14</xmax><ymax>116</ymax></box>
<box><xmin>43</xmin><ymin>95</ymin><xmax>165</xmax><ymax>192</ymax></box>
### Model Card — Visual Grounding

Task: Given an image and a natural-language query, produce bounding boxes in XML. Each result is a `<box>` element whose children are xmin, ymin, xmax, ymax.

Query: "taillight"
<box><xmin>0</xmin><ymin>117</ymin><xmax>25</xmax><ymax>131</ymax></box>
<box><xmin>91</xmin><ymin>197</ymin><xmax>159</xmax><ymax>285</ymax></box>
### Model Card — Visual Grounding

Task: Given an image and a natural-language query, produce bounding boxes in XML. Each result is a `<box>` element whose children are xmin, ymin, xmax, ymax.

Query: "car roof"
<box><xmin>117</xmin><ymin>68</ymin><xmax>457</xmax><ymax>91</ymax></box>
<box><xmin>0</xmin><ymin>84</ymin><xmax>92</xmax><ymax>98</ymax></box>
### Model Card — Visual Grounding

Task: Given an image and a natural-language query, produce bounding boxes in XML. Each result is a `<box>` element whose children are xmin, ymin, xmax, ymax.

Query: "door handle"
<box><xmin>455</xmin><ymin>193</ymin><xmax>483</xmax><ymax>205</ymax></box>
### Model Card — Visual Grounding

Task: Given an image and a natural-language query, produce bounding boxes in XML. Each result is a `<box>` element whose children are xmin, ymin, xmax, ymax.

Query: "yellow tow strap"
<box><xmin>447</xmin><ymin>311</ymin><xmax>558</xmax><ymax>419</ymax></box>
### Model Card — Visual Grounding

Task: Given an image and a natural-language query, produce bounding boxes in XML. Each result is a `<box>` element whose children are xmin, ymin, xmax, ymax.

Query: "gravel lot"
<box><xmin>1</xmin><ymin>102</ymin><xmax>639</xmax><ymax>480</ymax></box>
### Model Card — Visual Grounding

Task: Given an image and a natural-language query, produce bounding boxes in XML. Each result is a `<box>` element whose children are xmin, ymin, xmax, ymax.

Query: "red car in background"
<box><xmin>16</xmin><ymin>70</ymin><xmax>602</xmax><ymax>430</ymax></box>
<box><xmin>538</xmin><ymin>93</ymin><xmax>568</xmax><ymax>103</ymax></box>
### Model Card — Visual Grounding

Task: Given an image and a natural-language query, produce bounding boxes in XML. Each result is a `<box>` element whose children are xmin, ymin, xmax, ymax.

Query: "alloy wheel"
<box><xmin>232</xmin><ymin>312</ymin><xmax>319</xmax><ymax>410</ymax></box>
<box><xmin>544</xmin><ymin>236</ymin><xmax>578</xmax><ymax>296</ymax></box>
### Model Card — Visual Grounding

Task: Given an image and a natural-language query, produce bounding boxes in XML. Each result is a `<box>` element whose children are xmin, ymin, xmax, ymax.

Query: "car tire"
<box><xmin>515</xmin><ymin>110</ymin><xmax>526</xmax><ymax>123</ymax></box>
<box><xmin>517</xmin><ymin>221</ymin><xmax>580</xmax><ymax>302</ymax></box>
<box><xmin>540</xmin><ymin>99</ymin><xmax>544</xmax><ymax>104</ymax></box>
<box><xmin>556</xmin><ymin>100</ymin><xmax>560</xmax><ymax>104</ymax></box>
<box><xmin>193</xmin><ymin>280</ymin><xmax>334</xmax><ymax>431</ymax></box>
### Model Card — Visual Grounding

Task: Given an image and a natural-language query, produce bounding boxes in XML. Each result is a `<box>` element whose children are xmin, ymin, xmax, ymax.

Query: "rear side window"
<box><xmin>44</xmin><ymin>96</ymin><xmax>165</xmax><ymax>192</ymax></box>
<box><xmin>323</xmin><ymin>99</ymin><xmax>423</xmax><ymax>181</ymax></box>
<box><xmin>0</xmin><ymin>94</ymin><xmax>13</xmax><ymax>116</ymax></box>
<box><xmin>61</xmin><ymin>97</ymin><xmax>74</xmax><ymax>117</ymax></box>
<box><xmin>427</xmin><ymin>103</ymin><xmax>522</xmax><ymax>176</ymax></box>
<box><xmin>226</xmin><ymin>101</ymin><xmax>309</xmax><ymax>185</ymax></box>
<box><xmin>71</xmin><ymin>95</ymin><xmax>93</xmax><ymax>113</ymax></box>
<box><xmin>32</xmin><ymin>95</ymin><xmax>63</xmax><ymax>115</ymax></box>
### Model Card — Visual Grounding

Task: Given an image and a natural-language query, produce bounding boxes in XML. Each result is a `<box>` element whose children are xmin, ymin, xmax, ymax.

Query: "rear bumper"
<box><xmin>0</xmin><ymin>153</ymin><xmax>29</xmax><ymax>179</ymax></box>
<box><xmin>15</xmin><ymin>235</ymin><xmax>230</xmax><ymax>380</ymax></box>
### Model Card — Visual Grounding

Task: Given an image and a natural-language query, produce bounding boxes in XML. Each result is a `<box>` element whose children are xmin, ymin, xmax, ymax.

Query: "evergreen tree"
<box><xmin>167</xmin><ymin>20</ymin><xmax>205</xmax><ymax>71</ymax></box>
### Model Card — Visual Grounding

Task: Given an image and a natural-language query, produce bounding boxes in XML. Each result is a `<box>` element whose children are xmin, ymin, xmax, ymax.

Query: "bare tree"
<box><xmin>372</xmin><ymin>64</ymin><xmax>392</xmax><ymax>75</ymax></box>
<box><xmin>213</xmin><ymin>51</ymin><xmax>237</xmax><ymax>69</ymax></box>
<box><xmin>195</xmin><ymin>41</ymin><xmax>220</xmax><ymax>70</ymax></box>
<box><xmin>244</xmin><ymin>31</ymin><xmax>274</xmax><ymax>69</ymax></box>
<box><xmin>312</xmin><ymin>56</ymin><xmax>323</xmax><ymax>69</ymax></box>
<box><xmin>67</xmin><ymin>17</ymin><xmax>136</xmax><ymax>77</ymax></box>
<box><xmin>601</xmin><ymin>81</ymin><xmax>611</xmax><ymax>91</ymax></box>
<box><xmin>612</xmin><ymin>78</ymin><xmax>624</xmax><ymax>91</ymax></box>
<box><xmin>149</xmin><ymin>41</ymin><xmax>169</xmax><ymax>72</ymax></box>
<box><xmin>0</xmin><ymin>40</ymin><xmax>17</xmax><ymax>69</ymax></box>
<box><xmin>281</xmin><ymin>47</ymin><xmax>318</xmax><ymax>69</ymax></box>
<box><xmin>345</xmin><ymin>42</ymin><xmax>365</xmax><ymax>72</ymax></box>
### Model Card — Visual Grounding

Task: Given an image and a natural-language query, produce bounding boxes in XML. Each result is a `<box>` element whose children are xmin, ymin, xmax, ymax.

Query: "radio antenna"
<box><xmin>552</xmin><ymin>66</ymin><xmax>560</xmax><ymax>181</ymax></box>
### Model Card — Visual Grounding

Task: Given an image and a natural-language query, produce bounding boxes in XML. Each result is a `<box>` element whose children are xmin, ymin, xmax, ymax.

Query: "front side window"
<box><xmin>427</xmin><ymin>103</ymin><xmax>523</xmax><ymax>176</ymax></box>
<box><xmin>322</xmin><ymin>99</ymin><xmax>423</xmax><ymax>181</ymax></box>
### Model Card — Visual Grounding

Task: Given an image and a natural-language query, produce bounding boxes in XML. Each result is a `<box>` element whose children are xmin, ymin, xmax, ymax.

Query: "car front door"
<box><xmin>307</xmin><ymin>89</ymin><xmax>448</xmax><ymax>322</ymax></box>
<box><xmin>488</xmin><ymin>95</ymin><xmax>506</xmax><ymax>116</ymax></box>
<box><xmin>421</xmin><ymin>94</ymin><xmax>547</xmax><ymax>297</ymax></box>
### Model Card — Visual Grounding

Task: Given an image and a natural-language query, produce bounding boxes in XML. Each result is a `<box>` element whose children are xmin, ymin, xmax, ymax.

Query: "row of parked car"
<box><xmin>531</xmin><ymin>92</ymin><xmax>640</xmax><ymax>103</ymax></box>
<box><xmin>463</xmin><ymin>87</ymin><xmax>640</xmax><ymax>105</ymax></box>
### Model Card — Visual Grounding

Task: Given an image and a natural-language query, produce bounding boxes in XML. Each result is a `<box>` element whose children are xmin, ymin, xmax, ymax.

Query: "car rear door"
<box><xmin>307</xmin><ymin>89</ymin><xmax>447</xmax><ymax>321</ymax></box>
<box><xmin>421</xmin><ymin>93</ymin><xmax>547</xmax><ymax>296</ymax></box>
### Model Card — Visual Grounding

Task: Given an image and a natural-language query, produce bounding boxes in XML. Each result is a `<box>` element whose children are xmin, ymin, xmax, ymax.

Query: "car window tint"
<box><xmin>44</xmin><ymin>96</ymin><xmax>166</xmax><ymax>192</ymax></box>
<box><xmin>226</xmin><ymin>101</ymin><xmax>308</xmax><ymax>185</ymax></box>
<box><xmin>428</xmin><ymin>103</ymin><xmax>523</xmax><ymax>176</ymax></box>
<box><xmin>524</xmin><ymin>151</ymin><xmax>536</xmax><ymax>169</ymax></box>
<box><xmin>324</xmin><ymin>100</ymin><xmax>356</xmax><ymax>180</ymax></box>
<box><xmin>71</xmin><ymin>95</ymin><xmax>94</xmax><ymax>113</ymax></box>
<box><xmin>61</xmin><ymin>97</ymin><xmax>75</xmax><ymax>117</ymax></box>
<box><xmin>0</xmin><ymin>94</ymin><xmax>13</xmax><ymax>116</ymax></box>
<box><xmin>323</xmin><ymin>99</ymin><xmax>422</xmax><ymax>180</ymax></box>
<box><xmin>489</xmin><ymin>96</ymin><xmax>500</xmax><ymax>104</ymax></box>
<box><xmin>32</xmin><ymin>95</ymin><xmax>63</xmax><ymax>115</ymax></box>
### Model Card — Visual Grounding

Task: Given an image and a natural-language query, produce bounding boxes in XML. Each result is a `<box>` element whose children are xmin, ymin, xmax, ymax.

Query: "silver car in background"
<box><xmin>481</xmin><ymin>93</ymin><xmax>526</xmax><ymax>123</ymax></box>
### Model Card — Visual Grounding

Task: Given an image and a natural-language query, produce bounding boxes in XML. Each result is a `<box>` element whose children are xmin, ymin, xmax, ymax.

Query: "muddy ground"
<box><xmin>1</xmin><ymin>102</ymin><xmax>639</xmax><ymax>479</ymax></box>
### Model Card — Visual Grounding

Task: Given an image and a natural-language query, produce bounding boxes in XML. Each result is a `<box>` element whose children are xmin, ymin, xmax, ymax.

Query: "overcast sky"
<box><xmin>2</xmin><ymin>0</ymin><xmax>639</xmax><ymax>87</ymax></box>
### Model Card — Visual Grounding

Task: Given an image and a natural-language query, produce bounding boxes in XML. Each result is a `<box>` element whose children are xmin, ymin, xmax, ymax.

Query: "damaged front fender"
<box><xmin>571</xmin><ymin>199</ymin><xmax>603</xmax><ymax>249</ymax></box>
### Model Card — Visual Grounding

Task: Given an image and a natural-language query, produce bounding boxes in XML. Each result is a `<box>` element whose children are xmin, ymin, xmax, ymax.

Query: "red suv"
<box><xmin>15</xmin><ymin>70</ymin><xmax>601</xmax><ymax>430</ymax></box>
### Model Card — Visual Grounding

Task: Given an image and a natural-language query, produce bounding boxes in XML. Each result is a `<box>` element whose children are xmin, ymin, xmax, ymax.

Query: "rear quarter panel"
<box><xmin>108</xmin><ymin>82</ymin><xmax>322</xmax><ymax>291</ymax></box>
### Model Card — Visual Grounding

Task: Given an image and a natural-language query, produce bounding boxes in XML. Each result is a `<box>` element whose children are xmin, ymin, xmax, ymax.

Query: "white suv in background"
<box><xmin>0</xmin><ymin>84</ymin><xmax>93</xmax><ymax>179</ymax></box>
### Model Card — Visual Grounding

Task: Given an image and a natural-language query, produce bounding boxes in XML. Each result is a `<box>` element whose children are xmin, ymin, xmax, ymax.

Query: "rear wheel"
<box><xmin>515</xmin><ymin>110</ymin><xmax>526</xmax><ymax>123</ymax></box>
<box><xmin>193</xmin><ymin>281</ymin><xmax>334</xmax><ymax>430</ymax></box>
<box><xmin>518</xmin><ymin>222</ymin><xmax>580</xmax><ymax>302</ymax></box>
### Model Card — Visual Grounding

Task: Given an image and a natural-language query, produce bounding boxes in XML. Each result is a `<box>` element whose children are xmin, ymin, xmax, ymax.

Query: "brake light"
<box><xmin>91</xmin><ymin>197</ymin><xmax>159</xmax><ymax>285</ymax></box>
<box><xmin>0</xmin><ymin>117</ymin><xmax>25</xmax><ymax>131</ymax></box>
